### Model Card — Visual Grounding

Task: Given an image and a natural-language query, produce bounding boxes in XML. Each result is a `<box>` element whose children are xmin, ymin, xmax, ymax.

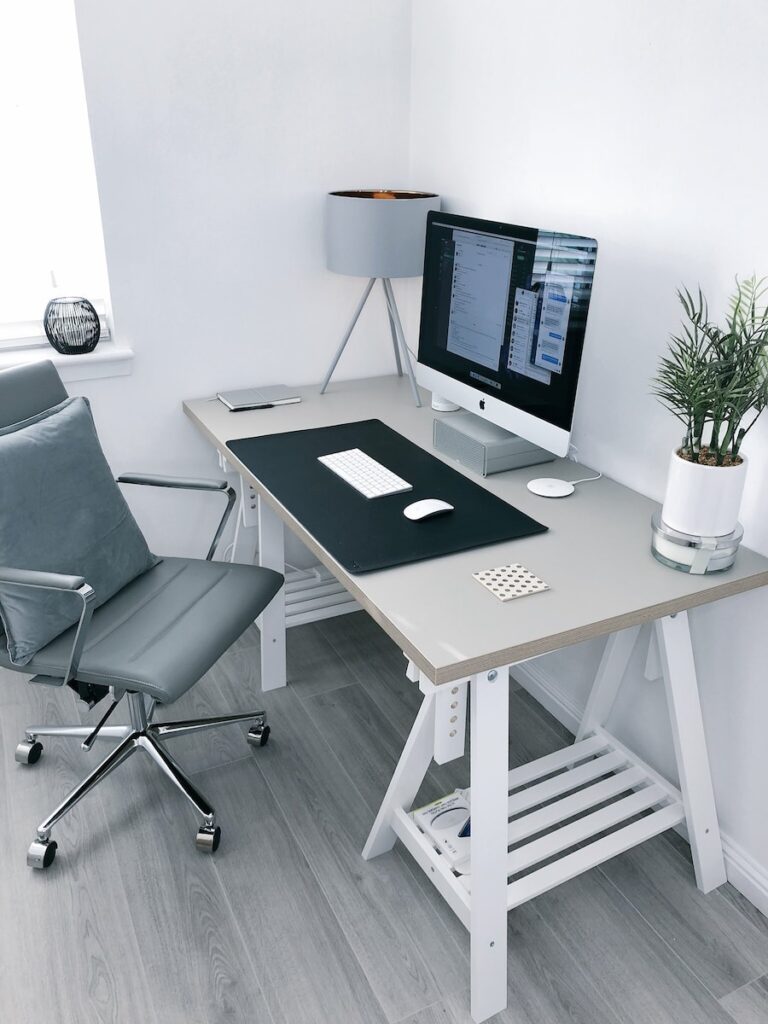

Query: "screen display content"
<box><xmin>417</xmin><ymin>213</ymin><xmax>598</xmax><ymax>432</ymax></box>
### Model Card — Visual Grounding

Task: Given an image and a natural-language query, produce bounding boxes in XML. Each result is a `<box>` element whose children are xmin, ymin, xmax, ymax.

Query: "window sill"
<box><xmin>0</xmin><ymin>341</ymin><xmax>133</xmax><ymax>383</ymax></box>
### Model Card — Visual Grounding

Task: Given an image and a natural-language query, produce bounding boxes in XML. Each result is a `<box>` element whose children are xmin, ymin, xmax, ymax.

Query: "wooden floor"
<box><xmin>2</xmin><ymin>610</ymin><xmax>768</xmax><ymax>1024</ymax></box>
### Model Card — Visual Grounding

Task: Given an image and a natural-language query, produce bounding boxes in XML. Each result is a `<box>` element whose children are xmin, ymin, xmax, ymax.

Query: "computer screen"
<box><xmin>417</xmin><ymin>212</ymin><xmax>597</xmax><ymax>435</ymax></box>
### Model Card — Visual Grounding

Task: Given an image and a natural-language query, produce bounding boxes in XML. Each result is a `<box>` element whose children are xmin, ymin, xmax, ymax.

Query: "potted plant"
<box><xmin>652</xmin><ymin>276</ymin><xmax>768</xmax><ymax>537</ymax></box>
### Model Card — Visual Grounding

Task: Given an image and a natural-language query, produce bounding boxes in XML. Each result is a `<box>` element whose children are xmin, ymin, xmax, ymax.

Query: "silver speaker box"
<box><xmin>433</xmin><ymin>411</ymin><xmax>556</xmax><ymax>477</ymax></box>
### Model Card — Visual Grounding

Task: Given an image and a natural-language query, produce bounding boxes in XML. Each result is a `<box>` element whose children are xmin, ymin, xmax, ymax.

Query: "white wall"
<box><xmin>73</xmin><ymin>0</ymin><xmax>413</xmax><ymax>562</ymax></box>
<box><xmin>410</xmin><ymin>0</ymin><xmax>768</xmax><ymax>907</ymax></box>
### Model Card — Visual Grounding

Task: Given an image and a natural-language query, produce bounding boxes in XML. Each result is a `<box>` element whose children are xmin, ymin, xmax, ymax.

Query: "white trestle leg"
<box><xmin>469</xmin><ymin>668</ymin><xmax>510</xmax><ymax>1022</ymax></box>
<box><xmin>364</xmin><ymin>623</ymin><xmax>724</xmax><ymax>1024</ymax></box>
<box><xmin>655</xmin><ymin>612</ymin><xmax>726</xmax><ymax>891</ymax></box>
<box><xmin>576</xmin><ymin>625</ymin><xmax>640</xmax><ymax>742</ymax></box>
<box><xmin>257</xmin><ymin>495</ymin><xmax>287</xmax><ymax>690</ymax></box>
<box><xmin>362</xmin><ymin>692</ymin><xmax>436</xmax><ymax>859</ymax></box>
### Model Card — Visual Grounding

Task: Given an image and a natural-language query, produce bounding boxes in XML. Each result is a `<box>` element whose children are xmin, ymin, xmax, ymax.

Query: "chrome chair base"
<box><xmin>19</xmin><ymin>691</ymin><xmax>268</xmax><ymax>869</ymax></box>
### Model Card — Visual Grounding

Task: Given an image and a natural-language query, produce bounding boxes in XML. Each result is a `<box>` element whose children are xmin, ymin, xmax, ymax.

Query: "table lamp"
<box><xmin>321</xmin><ymin>189</ymin><xmax>441</xmax><ymax>407</ymax></box>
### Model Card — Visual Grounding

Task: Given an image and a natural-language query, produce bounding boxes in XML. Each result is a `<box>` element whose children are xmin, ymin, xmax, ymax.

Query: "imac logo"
<box><xmin>479</xmin><ymin>399</ymin><xmax>485</xmax><ymax>410</ymax></box>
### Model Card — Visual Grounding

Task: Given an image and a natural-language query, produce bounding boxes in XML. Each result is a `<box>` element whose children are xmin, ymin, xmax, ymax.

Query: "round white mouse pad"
<box><xmin>472</xmin><ymin>563</ymin><xmax>550</xmax><ymax>602</ymax></box>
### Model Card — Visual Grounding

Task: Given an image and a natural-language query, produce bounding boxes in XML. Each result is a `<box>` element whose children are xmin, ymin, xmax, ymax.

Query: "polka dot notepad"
<box><xmin>472</xmin><ymin>564</ymin><xmax>550</xmax><ymax>602</ymax></box>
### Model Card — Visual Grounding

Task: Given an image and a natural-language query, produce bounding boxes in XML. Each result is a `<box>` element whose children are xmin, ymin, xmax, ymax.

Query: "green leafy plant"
<box><xmin>652</xmin><ymin>276</ymin><xmax>768</xmax><ymax>466</ymax></box>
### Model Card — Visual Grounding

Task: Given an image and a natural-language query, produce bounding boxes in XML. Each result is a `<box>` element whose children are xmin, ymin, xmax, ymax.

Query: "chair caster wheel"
<box><xmin>15</xmin><ymin>739</ymin><xmax>43</xmax><ymax>765</ymax></box>
<box><xmin>247</xmin><ymin>724</ymin><xmax>270</xmax><ymax>748</ymax></box>
<box><xmin>27</xmin><ymin>838</ymin><xmax>57</xmax><ymax>870</ymax></box>
<box><xmin>196</xmin><ymin>825</ymin><xmax>221</xmax><ymax>853</ymax></box>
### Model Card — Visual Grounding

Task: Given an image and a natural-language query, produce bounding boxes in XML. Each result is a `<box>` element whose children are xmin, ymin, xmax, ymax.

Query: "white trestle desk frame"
<box><xmin>184</xmin><ymin>376</ymin><xmax>768</xmax><ymax>1024</ymax></box>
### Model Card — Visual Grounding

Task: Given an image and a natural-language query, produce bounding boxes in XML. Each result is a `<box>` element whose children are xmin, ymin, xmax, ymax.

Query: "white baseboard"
<box><xmin>512</xmin><ymin>661</ymin><xmax>768</xmax><ymax>922</ymax></box>
<box><xmin>721</xmin><ymin>835</ymin><xmax>768</xmax><ymax>919</ymax></box>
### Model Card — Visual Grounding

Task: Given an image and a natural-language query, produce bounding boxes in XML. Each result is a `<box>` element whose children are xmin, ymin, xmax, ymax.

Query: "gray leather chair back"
<box><xmin>0</xmin><ymin>361</ymin><xmax>68</xmax><ymax>429</ymax></box>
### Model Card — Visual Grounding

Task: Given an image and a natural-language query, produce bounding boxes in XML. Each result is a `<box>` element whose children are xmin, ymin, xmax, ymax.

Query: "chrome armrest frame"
<box><xmin>0</xmin><ymin>567</ymin><xmax>95</xmax><ymax>685</ymax></box>
<box><xmin>117</xmin><ymin>474</ymin><xmax>237</xmax><ymax>561</ymax></box>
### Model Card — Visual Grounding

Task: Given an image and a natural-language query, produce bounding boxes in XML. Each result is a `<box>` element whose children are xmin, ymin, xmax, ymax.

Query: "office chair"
<box><xmin>0</xmin><ymin>360</ymin><xmax>284</xmax><ymax>869</ymax></box>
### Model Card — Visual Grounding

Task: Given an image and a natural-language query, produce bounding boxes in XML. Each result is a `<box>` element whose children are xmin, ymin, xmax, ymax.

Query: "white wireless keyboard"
<box><xmin>318</xmin><ymin>448</ymin><xmax>413</xmax><ymax>499</ymax></box>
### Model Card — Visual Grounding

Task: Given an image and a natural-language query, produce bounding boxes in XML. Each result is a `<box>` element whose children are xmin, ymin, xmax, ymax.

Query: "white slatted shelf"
<box><xmin>406</xmin><ymin>730</ymin><xmax>684</xmax><ymax>928</ymax></box>
<box><xmin>502</xmin><ymin>804</ymin><xmax>684</xmax><ymax>909</ymax></box>
<box><xmin>507</xmin><ymin>764</ymin><xmax>648</xmax><ymax>846</ymax></box>
<box><xmin>505</xmin><ymin>784</ymin><xmax>669</xmax><ymax>877</ymax></box>
<box><xmin>506</xmin><ymin>748</ymin><xmax>628</xmax><ymax>817</ymax></box>
<box><xmin>505</xmin><ymin>734</ymin><xmax>608</xmax><ymax>790</ymax></box>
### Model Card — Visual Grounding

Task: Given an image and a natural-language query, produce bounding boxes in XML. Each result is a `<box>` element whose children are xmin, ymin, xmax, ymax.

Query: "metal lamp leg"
<box><xmin>320</xmin><ymin>277</ymin><xmax>376</xmax><ymax>393</ymax></box>
<box><xmin>382</xmin><ymin>278</ymin><xmax>422</xmax><ymax>408</ymax></box>
<box><xmin>384</xmin><ymin>279</ymin><xmax>403</xmax><ymax>377</ymax></box>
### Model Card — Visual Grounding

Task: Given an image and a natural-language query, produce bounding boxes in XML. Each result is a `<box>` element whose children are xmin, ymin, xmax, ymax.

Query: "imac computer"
<box><xmin>416</xmin><ymin>212</ymin><xmax>598</xmax><ymax>461</ymax></box>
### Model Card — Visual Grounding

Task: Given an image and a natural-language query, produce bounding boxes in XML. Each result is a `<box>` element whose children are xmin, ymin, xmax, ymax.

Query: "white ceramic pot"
<box><xmin>661</xmin><ymin>450</ymin><xmax>747</xmax><ymax>537</ymax></box>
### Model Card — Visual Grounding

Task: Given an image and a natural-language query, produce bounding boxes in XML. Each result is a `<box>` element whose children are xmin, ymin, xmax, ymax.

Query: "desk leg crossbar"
<box><xmin>363</xmin><ymin>611</ymin><xmax>726</xmax><ymax>1023</ymax></box>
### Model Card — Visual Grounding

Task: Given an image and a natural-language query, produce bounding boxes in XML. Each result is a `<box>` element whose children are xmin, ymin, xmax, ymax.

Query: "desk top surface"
<box><xmin>184</xmin><ymin>376</ymin><xmax>768</xmax><ymax>683</ymax></box>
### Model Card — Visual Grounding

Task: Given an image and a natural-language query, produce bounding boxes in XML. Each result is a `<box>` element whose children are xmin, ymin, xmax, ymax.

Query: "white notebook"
<box><xmin>217</xmin><ymin>385</ymin><xmax>301</xmax><ymax>411</ymax></box>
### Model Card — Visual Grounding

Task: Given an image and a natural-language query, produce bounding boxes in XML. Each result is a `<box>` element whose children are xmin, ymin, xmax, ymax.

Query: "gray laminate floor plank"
<box><xmin>319</xmin><ymin>611</ymin><xmax>424</xmax><ymax>736</ymax></box>
<box><xmin>599</xmin><ymin>835</ymin><xmax>768</xmax><ymax>999</ymax></box>
<box><xmin>719</xmin><ymin>886</ymin><xmax>768</xmax><ymax>944</ymax></box>
<box><xmin>94</xmin><ymin>754</ymin><xmax>275</xmax><ymax>1024</ymax></box>
<box><xmin>209</xmin><ymin>665</ymin><xmax>471</xmax><ymax>1023</ymax></box>
<box><xmin>720</xmin><ymin>974</ymin><xmax>768</xmax><ymax>1023</ymax></box>
<box><xmin>0</xmin><ymin>679</ymin><xmax>160</xmax><ymax>1024</ymax></box>
<box><xmin>533</xmin><ymin>870</ymin><xmax>737</xmax><ymax>1024</ymax></box>
<box><xmin>304</xmin><ymin>681</ymin><xmax>446</xmax><ymax>813</ymax></box>
<box><xmin>396</xmin><ymin>897</ymin><xmax>620</xmax><ymax>1024</ymax></box>
<box><xmin>320</xmin><ymin>613</ymin><xmax>521</xmax><ymax>748</ymax></box>
<box><xmin>188</xmin><ymin>755</ymin><xmax>387</xmax><ymax>1024</ymax></box>
<box><xmin>395</xmin><ymin>1002</ymin><xmax>459</xmax><ymax>1024</ymax></box>
<box><xmin>236</xmin><ymin>618</ymin><xmax>359</xmax><ymax>701</ymax></box>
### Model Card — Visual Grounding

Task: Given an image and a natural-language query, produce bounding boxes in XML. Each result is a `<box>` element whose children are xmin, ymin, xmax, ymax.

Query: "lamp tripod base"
<box><xmin>320</xmin><ymin>278</ymin><xmax>422</xmax><ymax>407</ymax></box>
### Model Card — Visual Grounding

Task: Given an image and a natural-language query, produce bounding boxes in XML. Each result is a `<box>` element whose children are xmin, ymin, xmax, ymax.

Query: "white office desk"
<box><xmin>184</xmin><ymin>376</ymin><xmax>768</xmax><ymax>1023</ymax></box>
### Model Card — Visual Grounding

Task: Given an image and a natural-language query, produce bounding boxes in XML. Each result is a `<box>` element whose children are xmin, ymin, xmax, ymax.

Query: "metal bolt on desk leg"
<box><xmin>487</xmin><ymin>670</ymin><xmax>498</xmax><ymax>682</ymax></box>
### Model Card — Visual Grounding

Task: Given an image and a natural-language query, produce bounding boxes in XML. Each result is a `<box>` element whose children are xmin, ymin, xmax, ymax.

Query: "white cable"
<box><xmin>565</xmin><ymin>442</ymin><xmax>601</xmax><ymax>483</ymax></box>
<box><xmin>568</xmin><ymin>472</ymin><xmax>602</xmax><ymax>486</ymax></box>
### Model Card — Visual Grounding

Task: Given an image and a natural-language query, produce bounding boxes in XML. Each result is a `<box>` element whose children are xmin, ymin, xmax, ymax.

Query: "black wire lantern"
<box><xmin>43</xmin><ymin>297</ymin><xmax>101</xmax><ymax>355</ymax></box>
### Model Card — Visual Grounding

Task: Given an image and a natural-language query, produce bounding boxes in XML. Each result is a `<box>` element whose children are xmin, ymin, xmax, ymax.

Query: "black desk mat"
<box><xmin>228</xmin><ymin>419</ymin><xmax>547</xmax><ymax>573</ymax></box>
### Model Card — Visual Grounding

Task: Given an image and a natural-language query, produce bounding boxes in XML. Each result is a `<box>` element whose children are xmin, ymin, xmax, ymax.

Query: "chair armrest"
<box><xmin>0</xmin><ymin>567</ymin><xmax>86</xmax><ymax>591</ymax></box>
<box><xmin>0</xmin><ymin>566</ymin><xmax>95</xmax><ymax>685</ymax></box>
<box><xmin>117</xmin><ymin>473</ymin><xmax>229</xmax><ymax>492</ymax></box>
<box><xmin>117</xmin><ymin>474</ymin><xmax>237</xmax><ymax>561</ymax></box>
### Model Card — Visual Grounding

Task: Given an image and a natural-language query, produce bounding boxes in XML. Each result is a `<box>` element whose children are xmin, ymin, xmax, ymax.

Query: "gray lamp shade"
<box><xmin>325</xmin><ymin>190</ymin><xmax>441</xmax><ymax>279</ymax></box>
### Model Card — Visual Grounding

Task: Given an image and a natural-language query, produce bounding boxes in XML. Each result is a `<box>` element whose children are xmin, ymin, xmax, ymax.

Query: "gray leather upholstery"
<box><xmin>0</xmin><ymin>360</ymin><xmax>67</xmax><ymax>428</ymax></box>
<box><xmin>0</xmin><ymin>558</ymin><xmax>283</xmax><ymax>703</ymax></box>
<box><xmin>0</xmin><ymin>396</ymin><xmax>160</xmax><ymax>664</ymax></box>
<box><xmin>0</xmin><ymin>360</ymin><xmax>284</xmax><ymax>705</ymax></box>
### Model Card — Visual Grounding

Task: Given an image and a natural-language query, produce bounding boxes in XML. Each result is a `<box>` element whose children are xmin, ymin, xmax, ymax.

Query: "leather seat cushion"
<box><xmin>0</xmin><ymin>558</ymin><xmax>283</xmax><ymax>704</ymax></box>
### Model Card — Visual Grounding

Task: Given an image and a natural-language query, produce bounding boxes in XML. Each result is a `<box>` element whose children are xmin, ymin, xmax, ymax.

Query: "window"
<box><xmin>0</xmin><ymin>0</ymin><xmax>111</xmax><ymax>348</ymax></box>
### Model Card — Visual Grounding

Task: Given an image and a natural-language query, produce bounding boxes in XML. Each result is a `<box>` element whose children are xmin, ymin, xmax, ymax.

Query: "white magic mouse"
<box><xmin>526</xmin><ymin>477</ymin><xmax>576</xmax><ymax>498</ymax></box>
<box><xmin>403</xmin><ymin>498</ymin><xmax>455</xmax><ymax>521</ymax></box>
